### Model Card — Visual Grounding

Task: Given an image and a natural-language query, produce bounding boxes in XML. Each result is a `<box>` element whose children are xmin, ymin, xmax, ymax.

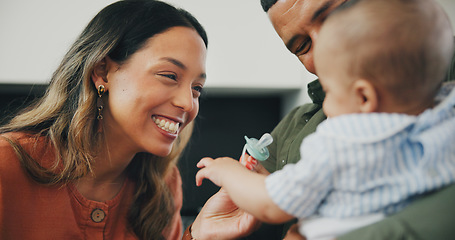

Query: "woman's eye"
<box><xmin>158</xmin><ymin>73</ymin><xmax>177</xmax><ymax>80</ymax></box>
<box><xmin>191</xmin><ymin>85</ymin><xmax>204</xmax><ymax>98</ymax></box>
<box><xmin>193</xmin><ymin>86</ymin><xmax>203</xmax><ymax>93</ymax></box>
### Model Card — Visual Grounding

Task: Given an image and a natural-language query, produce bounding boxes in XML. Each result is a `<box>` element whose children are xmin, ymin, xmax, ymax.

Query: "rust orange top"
<box><xmin>0</xmin><ymin>132</ymin><xmax>183</xmax><ymax>239</ymax></box>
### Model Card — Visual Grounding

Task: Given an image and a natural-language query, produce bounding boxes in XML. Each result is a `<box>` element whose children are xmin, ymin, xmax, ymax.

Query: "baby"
<box><xmin>196</xmin><ymin>0</ymin><xmax>455</xmax><ymax>239</ymax></box>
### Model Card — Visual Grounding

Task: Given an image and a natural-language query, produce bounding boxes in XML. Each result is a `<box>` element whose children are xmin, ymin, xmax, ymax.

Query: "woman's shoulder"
<box><xmin>0</xmin><ymin>132</ymin><xmax>40</xmax><ymax>183</ymax></box>
<box><xmin>0</xmin><ymin>133</ymin><xmax>21</xmax><ymax>171</ymax></box>
<box><xmin>0</xmin><ymin>132</ymin><xmax>54</xmax><ymax>172</ymax></box>
<box><xmin>0</xmin><ymin>131</ymin><xmax>43</xmax><ymax>147</ymax></box>
<box><xmin>0</xmin><ymin>132</ymin><xmax>37</xmax><ymax>159</ymax></box>
<box><xmin>1</xmin><ymin>131</ymin><xmax>51</xmax><ymax>155</ymax></box>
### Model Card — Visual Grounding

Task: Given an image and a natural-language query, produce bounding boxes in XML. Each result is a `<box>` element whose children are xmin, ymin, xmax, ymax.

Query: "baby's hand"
<box><xmin>195</xmin><ymin>157</ymin><xmax>242</xmax><ymax>187</ymax></box>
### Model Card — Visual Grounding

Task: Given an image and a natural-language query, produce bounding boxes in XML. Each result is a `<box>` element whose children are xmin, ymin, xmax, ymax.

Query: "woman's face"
<box><xmin>103</xmin><ymin>26</ymin><xmax>207</xmax><ymax>157</ymax></box>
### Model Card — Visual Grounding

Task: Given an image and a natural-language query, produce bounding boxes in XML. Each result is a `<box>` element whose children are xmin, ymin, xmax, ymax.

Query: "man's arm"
<box><xmin>337</xmin><ymin>184</ymin><xmax>455</xmax><ymax>240</ymax></box>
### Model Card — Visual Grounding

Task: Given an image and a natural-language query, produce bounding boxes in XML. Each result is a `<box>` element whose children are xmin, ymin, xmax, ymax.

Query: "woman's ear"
<box><xmin>91</xmin><ymin>58</ymin><xmax>109</xmax><ymax>87</ymax></box>
<box><xmin>353</xmin><ymin>79</ymin><xmax>378</xmax><ymax>113</ymax></box>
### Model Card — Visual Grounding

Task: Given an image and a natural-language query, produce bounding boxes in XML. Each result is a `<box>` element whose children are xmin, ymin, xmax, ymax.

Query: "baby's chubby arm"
<box><xmin>196</xmin><ymin>157</ymin><xmax>294</xmax><ymax>224</ymax></box>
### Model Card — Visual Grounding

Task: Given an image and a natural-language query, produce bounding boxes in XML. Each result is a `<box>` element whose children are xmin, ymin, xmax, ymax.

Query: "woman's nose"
<box><xmin>172</xmin><ymin>86</ymin><xmax>194</xmax><ymax>112</ymax></box>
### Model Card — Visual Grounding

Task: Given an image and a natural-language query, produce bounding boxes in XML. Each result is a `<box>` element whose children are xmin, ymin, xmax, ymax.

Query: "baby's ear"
<box><xmin>353</xmin><ymin>79</ymin><xmax>378</xmax><ymax>113</ymax></box>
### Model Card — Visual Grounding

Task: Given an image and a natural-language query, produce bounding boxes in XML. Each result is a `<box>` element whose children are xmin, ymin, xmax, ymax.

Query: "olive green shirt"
<box><xmin>263</xmin><ymin>80</ymin><xmax>326</xmax><ymax>173</ymax></box>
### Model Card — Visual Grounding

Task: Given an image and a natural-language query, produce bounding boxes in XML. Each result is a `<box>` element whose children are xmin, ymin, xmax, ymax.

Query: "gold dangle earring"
<box><xmin>97</xmin><ymin>85</ymin><xmax>105</xmax><ymax>120</ymax></box>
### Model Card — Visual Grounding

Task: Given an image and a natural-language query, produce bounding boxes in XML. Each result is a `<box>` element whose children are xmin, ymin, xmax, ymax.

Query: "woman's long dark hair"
<box><xmin>0</xmin><ymin>0</ymin><xmax>207</xmax><ymax>239</ymax></box>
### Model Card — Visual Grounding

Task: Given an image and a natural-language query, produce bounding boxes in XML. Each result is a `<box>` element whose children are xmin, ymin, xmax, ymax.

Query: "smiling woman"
<box><xmin>0</xmin><ymin>1</ymin><xmax>207</xmax><ymax>239</ymax></box>
<box><xmin>95</xmin><ymin>26</ymin><xmax>206</xmax><ymax>158</ymax></box>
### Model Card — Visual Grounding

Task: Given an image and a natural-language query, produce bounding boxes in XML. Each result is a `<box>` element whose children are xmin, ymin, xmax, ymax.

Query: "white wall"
<box><xmin>438</xmin><ymin>0</ymin><xmax>455</xmax><ymax>30</ymax></box>
<box><xmin>0</xmin><ymin>1</ymin><xmax>113</xmax><ymax>84</ymax></box>
<box><xmin>0</xmin><ymin>1</ymin><xmax>312</xmax><ymax>86</ymax></box>
<box><xmin>0</xmin><ymin>0</ymin><xmax>453</xmax><ymax>112</ymax></box>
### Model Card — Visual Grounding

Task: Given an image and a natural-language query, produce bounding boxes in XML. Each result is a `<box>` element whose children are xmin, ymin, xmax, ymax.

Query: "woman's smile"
<box><xmin>152</xmin><ymin>115</ymin><xmax>181</xmax><ymax>135</ymax></box>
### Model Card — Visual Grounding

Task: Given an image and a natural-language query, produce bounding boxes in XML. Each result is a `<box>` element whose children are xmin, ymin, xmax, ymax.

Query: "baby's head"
<box><xmin>314</xmin><ymin>0</ymin><xmax>454</xmax><ymax>117</ymax></box>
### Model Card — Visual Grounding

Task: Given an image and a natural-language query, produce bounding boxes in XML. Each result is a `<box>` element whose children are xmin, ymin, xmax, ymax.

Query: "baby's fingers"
<box><xmin>197</xmin><ymin>157</ymin><xmax>214</xmax><ymax>168</ymax></box>
<box><xmin>195</xmin><ymin>168</ymin><xmax>209</xmax><ymax>186</ymax></box>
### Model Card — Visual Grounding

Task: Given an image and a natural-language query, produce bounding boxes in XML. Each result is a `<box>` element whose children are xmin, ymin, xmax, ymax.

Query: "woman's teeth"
<box><xmin>152</xmin><ymin>116</ymin><xmax>179</xmax><ymax>134</ymax></box>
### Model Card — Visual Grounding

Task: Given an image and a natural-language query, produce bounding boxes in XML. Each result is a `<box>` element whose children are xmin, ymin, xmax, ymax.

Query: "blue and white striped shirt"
<box><xmin>266</xmin><ymin>88</ymin><xmax>455</xmax><ymax>219</ymax></box>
